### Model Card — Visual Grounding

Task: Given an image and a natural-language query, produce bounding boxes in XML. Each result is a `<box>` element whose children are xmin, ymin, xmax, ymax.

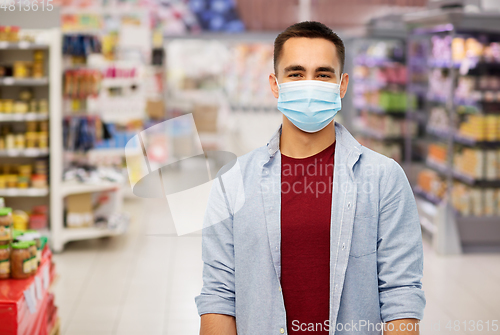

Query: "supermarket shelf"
<box><xmin>355</xmin><ymin>104</ymin><xmax>407</xmax><ymax>115</ymax></box>
<box><xmin>0</xmin><ymin>77</ymin><xmax>49</xmax><ymax>86</ymax></box>
<box><xmin>454</xmin><ymin>134</ymin><xmax>500</xmax><ymax>147</ymax></box>
<box><xmin>426</xmin><ymin>158</ymin><xmax>500</xmax><ymax>187</ymax></box>
<box><xmin>425</xmin><ymin>158</ymin><xmax>450</xmax><ymax>174</ymax></box>
<box><xmin>413</xmin><ymin>185</ymin><xmax>442</xmax><ymax>205</ymax></box>
<box><xmin>0</xmin><ymin>41</ymin><xmax>49</xmax><ymax>50</ymax></box>
<box><xmin>426</xmin><ymin>126</ymin><xmax>452</xmax><ymax>140</ymax></box>
<box><xmin>61</xmin><ymin>181</ymin><xmax>122</xmax><ymax>197</ymax></box>
<box><xmin>355</xmin><ymin>126</ymin><xmax>405</xmax><ymax>141</ymax></box>
<box><xmin>0</xmin><ymin>148</ymin><xmax>49</xmax><ymax>157</ymax></box>
<box><xmin>427</xmin><ymin>126</ymin><xmax>500</xmax><ymax>147</ymax></box>
<box><xmin>0</xmin><ymin>113</ymin><xmax>49</xmax><ymax>122</ymax></box>
<box><xmin>61</xmin><ymin>226</ymin><xmax>126</xmax><ymax>243</ymax></box>
<box><xmin>0</xmin><ymin>188</ymin><xmax>49</xmax><ymax>197</ymax></box>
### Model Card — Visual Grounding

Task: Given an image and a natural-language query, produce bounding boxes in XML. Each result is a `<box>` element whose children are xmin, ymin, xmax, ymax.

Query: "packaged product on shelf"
<box><xmin>29</xmin><ymin>206</ymin><xmax>48</xmax><ymax>230</ymax></box>
<box><xmin>485</xmin><ymin>150</ymin><xmax>498</xmax><ymax>180</ymax></box>
<box><xmin>32</xmin><ymin>50</ymin><xmax>44</xmax><ymax>78</ymax></box>
<box><xmin>0</xmin><ymin>26</ymin><xmax>20</xmax><ymax>42</ymax></box>
<box><xmin>24</xmin><ymin>230</ymin><xmax>42</xmax><ymax>265</ymax></box>
<box><xmin>25</xmin><ymin>132</ymin><xmax>37</xmax><ymax>148</ymax></box>
<box><xmin>13</xmin><ymin>61</ymin><xmax>31</xmax><ymax>78</ymax></box>
<box><xmin>458</xmin><ymin>114</ymin><xmax>485</xmax><ymax>140</ymax></box>
<box><xmin>452</xmin><ymin>37</ymin><xmax>466</xmax><ymax>62</ymax></box>
<box><xmin>5</xmin><ymin>133</ymin><xmax>14</xmax><ymax>149</ymax></box>
<box><xmin>0</xmin><ymin>244</ymin><xmax>10</xmax><ymax>279</ymax></box>
<box><xmin>451</xmin><ymin>182</ymin><xmax>470</xmax><ymax>216</ymax></box>
<box><xmin>497</xmin><ymin>190</ymin><xmax>500</xmax><ymax>216</ymax></box>
<box><xmin>428</xmin><ymin>107</ymin><xmax>449</xmax><ymax>131</ymax></box>
<box><xmin>10</xmin><ymin>241</ymin><xmax>31</xmax><ymax>279</ymax></box>
<box><xmin>455</xmin><ymin>148</ymin><xmax>484</xmax><ymax>179</ymax></box>
<box><xmin>14</xmin><ymin>134</ymin><xmax>25</xmax><ymax>149</ymax></box>
<box><xmin>17</xmin><ymin>176</ymin><xmax>29</xmax><ymax>189</ymax></box>
<box><xmin>470</xmin><ymin>188</ymin><xmax>483</xmax><ymax>216</ymax></box>
<box><xmin>2</xmin><ymin>99</ymin><xmax>13</xmax><ymax>113</ymax></box>
<box><xmin>19</xmin><ymin>89</ymin><xmax>32</xmax><ymax>101</ymax></box>
<box><xmin>38</xmin><ymin>99</ymin><xmax>48</xmax><ymax>114</ymax></box>
<box><xmin>428</xmin><ymin>143</ymin><xmax>447</xmax><ymax>165</ymax></box>
<box><xmin>485</xmin><ymin>115</ymin><xmax>498</xmax><ymax>141</ymax></box>
<box><xmin>28</xmin><ymin>240</ymin><xmax>37</xmax><ymax>274</ymax></box>
<box><xmin>0</xmin><ymin>207</ymin><xmax>12</xmax><ymax>245</ymax></box>
<box><xmin>498</xmin><ymin>149</ymin><xmax>500</xmax><ymax>178</ymax></box>
<box><xmin>484</xmin><ymin>189</ymin><xmax>495</xmax><ymax>216</ymax></box>
<box><xmin>417</xmin><ymin>169</ymin><xmax>446</xmax><ymax>199</ymax></box>
<box><xmin>38</xmin><ymin>132</ymin><xmax>48</xmax><ymax>148</ymax></box>
<box><xmin>12</xmin><ymin>210</ymin><xmax>29</xmax><ymax>231</ymax></box>
<box><xmin>6</xmin><ymin>175</ymin><xmax>16</xmax><ymax>188</ymax></box>
<box><xmin>13</xmin><ymin>101</ymin><xmax>28</xmax><ymax>114</ymax></box>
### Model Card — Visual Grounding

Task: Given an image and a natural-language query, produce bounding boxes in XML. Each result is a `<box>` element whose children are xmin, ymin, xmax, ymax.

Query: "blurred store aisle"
<box><xmin>53</xmin><ymin>197</ymin><xmax>500</xmax><ymax>335</ymax></box>
<box><xmin>53</xmin><ymin>197</ymin><xmax>202</xmax><ymax>335</ymax></box>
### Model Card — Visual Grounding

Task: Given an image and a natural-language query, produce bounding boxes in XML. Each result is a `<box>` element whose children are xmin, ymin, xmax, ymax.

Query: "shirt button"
<box><xmin>280</xmin><ymin>328</ymin><xmax>285</xmax><ymax>334</ymax></box>
<box><xmin>263</xmin><ymin>170</ymin><xmax>268</xmax><ymax>175</ymax></box>
<box><xmin>342</xmin><ymin>243</ymin><xmax>345</xmax><ymax>250</ymax></box>
<box><xmin>347</xmin><ymin>202</ymin><xmax>351</xmax><ymax>209</ymax></box>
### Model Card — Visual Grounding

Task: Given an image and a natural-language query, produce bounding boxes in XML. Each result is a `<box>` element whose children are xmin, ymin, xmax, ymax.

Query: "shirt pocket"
<box><xmin>349</xmin><ymin>215</ymin><xmax>377</xmax><ymax>258</ymax></box>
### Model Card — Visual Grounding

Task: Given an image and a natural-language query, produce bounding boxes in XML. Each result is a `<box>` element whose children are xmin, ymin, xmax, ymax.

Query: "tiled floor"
<box><xmin>53</xmin><ymin>197</ymin><xmax>500</xmax><ymax>335</ymax></box>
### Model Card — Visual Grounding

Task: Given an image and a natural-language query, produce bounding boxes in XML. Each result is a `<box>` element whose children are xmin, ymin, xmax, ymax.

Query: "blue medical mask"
<box><xmin>275</xmin><ymin>76</ymin><xmax>343</xmax><ymax>133</ymax></box>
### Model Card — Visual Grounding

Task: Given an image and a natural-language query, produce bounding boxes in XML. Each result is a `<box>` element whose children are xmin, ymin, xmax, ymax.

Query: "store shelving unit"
<box><xmin>0</xmin><ymin>28</ymin><xmax>127</xmax><ymax>252</ymax></box>
<box><xmin>405</xmin><ymin>9</ymin><xmax>500</xmax><ymax>254</ymax></box>
<box><xmin>350</xmin><ymin>16</ymin><xmax>415</xmax><ymax>166</ymax></box>
<box><xmin>0</xmin><ymin>28</ymin><xmax>61</xmax><ymax>246</ymax></box>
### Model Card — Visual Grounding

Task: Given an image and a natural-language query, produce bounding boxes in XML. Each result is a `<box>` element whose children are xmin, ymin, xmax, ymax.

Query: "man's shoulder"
<box><xmin>236</xmin><ymin>145</ymin><xmax>270</xmax><ymax>170</ymax></box>
<box><xmin>356</xmin><ymin>145</ymin><xmax>400</xmax><ymax>180</ymax></box>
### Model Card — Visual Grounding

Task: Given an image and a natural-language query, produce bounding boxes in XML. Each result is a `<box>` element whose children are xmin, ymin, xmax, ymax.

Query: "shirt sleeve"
<box><xmin>195</xmin><ymin>176</ymin><xmax>236</xmax><ymax>317</ymax></box>
<box><xmin>377</xmin><ymin>159</ymin><xmax>426</xmax><ymax>323</ymax></box>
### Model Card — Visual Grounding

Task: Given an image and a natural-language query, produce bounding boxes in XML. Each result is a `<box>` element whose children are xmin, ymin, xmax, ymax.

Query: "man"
<box><xmin>195</xmin><ymin>21</ymin><xmax>425</xmax><ymax>335</ymax></box>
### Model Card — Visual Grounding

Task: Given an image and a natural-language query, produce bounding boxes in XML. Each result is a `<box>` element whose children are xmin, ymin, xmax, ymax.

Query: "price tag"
<box><xmin>3</xmin><ymin>77</ymin><xmax>14</xmax><ymax>85</ymax></box>
<box><xmin>18</xmin><ymin>41</ymin><xmax>30</xmax><ymax>49</ymax></box>
<box><xmin>23</xmin><ymin>285</ymin><xmax>37</xmax><ymax>314</ymax></box>
<box><xmin>35</xmin><ymin>276</ymin><xmax>43</xmax><ymax>301</ymax></box>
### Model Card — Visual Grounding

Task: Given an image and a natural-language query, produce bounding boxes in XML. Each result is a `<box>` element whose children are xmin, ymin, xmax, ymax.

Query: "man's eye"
<box><xmin>318</xmin><ymin>74</ymin><xmax>331</xmax><ymax>78</ymax></box>
<box><xmin>289</xmin><ymin>73</ymin><xmax>301</xmax><ymax>77</ymax></box>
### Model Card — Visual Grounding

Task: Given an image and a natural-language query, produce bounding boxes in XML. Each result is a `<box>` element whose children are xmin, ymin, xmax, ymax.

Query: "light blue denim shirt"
<box><xmin>195</xmin><ymin>122</ymin><xmax>425</xmax><ymax>334</ymax></box>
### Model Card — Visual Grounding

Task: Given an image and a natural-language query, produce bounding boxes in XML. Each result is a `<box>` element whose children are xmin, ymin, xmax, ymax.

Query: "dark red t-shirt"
<box><xmin>281</xmin><ymin>141</ymin><xmax>335</xmax><ymax>334</ymax></box>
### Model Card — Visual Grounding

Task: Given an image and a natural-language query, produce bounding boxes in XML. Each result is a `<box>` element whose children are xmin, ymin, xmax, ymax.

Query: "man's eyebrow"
<box><xmin>284</xmin><ymin>65</ymin><xmax>306</xmax><ymax>73</ymax></box>
<box><xmin>316</xmin><ymin>66</ymin><xmax>336</xmax><ymax>73</ymax></box>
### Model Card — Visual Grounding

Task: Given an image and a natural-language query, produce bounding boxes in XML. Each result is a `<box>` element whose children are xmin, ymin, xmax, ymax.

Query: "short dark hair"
<box><xmin>273</xmin><ymin>21</ymin><xmax>345</xmax><ymax>76</ymax></box>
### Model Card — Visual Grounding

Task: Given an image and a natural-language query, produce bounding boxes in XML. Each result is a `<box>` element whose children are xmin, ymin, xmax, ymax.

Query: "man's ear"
<box><xmin>269</xmin><ymin>73</ymin><xmax>279</xmax><ymax>99</ymax></box>
<box><xmin>340</xmin><ymin>73</ymin><xmax>349</xmax><ymax>99</ymax></box>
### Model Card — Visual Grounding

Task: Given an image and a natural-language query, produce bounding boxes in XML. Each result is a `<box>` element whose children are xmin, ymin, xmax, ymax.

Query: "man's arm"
<box><xmin>386</xmin><ymin>318</ymin><xmax>420</xmax><ymax>334</ymax></box>
<box><xmin>377</xmin><ymin>159</ymin><xmax>426</xmax><ymax>324</ymax></box>
<box><xmin>195</xmin><ymin>173</ymin><xmax>239</xmax><ymax>333</ymax></box>
<box><xmin>200</xmin><ymin>314</ymin><xmax>237</xmax><ymax>335</ymax></box>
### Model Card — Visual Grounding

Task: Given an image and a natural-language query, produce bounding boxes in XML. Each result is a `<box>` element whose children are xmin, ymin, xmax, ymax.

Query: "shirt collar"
<box><xmin>266</xmin><ymin>121</ymin><xmax>362</xmax><ymax>160</ymax></box>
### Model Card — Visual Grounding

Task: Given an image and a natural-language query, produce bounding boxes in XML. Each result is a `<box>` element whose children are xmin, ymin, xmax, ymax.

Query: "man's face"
<box><xmin>269</xmin><ymin>37</ymin><xmax>349</xmax><ymax>99</ymax></box>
